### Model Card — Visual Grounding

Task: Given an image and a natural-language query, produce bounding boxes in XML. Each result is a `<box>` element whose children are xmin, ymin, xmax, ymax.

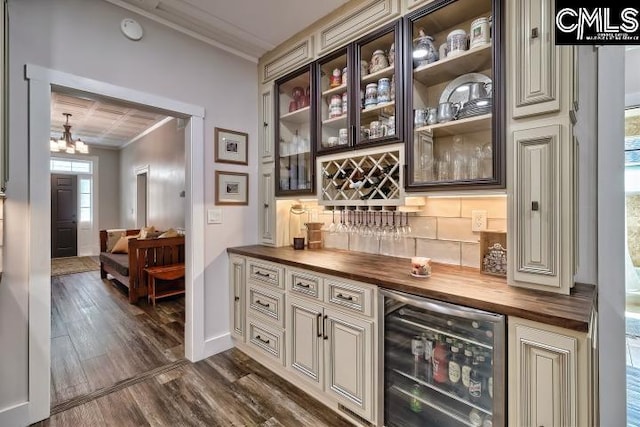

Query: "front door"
<box><xmin>51</xmin><ymin>173</ymin><xmax>78</xmax><ymax>258</ymax></box>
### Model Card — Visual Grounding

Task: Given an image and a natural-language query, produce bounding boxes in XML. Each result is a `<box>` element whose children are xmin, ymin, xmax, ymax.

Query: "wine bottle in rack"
<box><xmin>359</xmin><ymin>180</ymin><xmax>396</xmax><ymax>200</ymax></box>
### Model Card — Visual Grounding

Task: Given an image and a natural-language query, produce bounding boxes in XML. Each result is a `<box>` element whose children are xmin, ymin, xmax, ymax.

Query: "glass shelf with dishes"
<box><xmin>275</xmin><ymin>64</ymin><xmax>315</xmax><ymax>196</ymax></box>
<box><xmin>404</xmin><ymin>0</ymin><xmax>504</xmax><ymax>192</ymax></box>
<box><xmin>317</xmin><ymin>46</ymin><xmax>351</xmax><ymax>153</ymax></box>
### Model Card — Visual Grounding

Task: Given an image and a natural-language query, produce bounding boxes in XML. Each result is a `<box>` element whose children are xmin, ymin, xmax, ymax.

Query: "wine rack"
<box><xmin>318</xmin><ymin>146</ymin><xmax>403</xmax><ymax>207</ymax></box>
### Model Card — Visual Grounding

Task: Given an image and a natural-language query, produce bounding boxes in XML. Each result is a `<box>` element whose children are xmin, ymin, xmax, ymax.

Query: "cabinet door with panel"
<box><xmin>229</xmin><ymin>255</ymin><xmax>246</xmax><ymax>340</ymax></box>
<box><xmin>260</xmin><ymin>83</ymin><xmax>275</xmax><ymax>162</ymax></box>
<box><xmin>287</xmin><ymin>296</ymin><xmax>324</xmax><ymax>389</ymax></box>
<box><xmin>324</xmin><ymin>307</ymin><xmax>374</xmax><ymax>421</ymax></box>
<box><xmin>510</xmin><ymin>0</ymin><xmax>572</xmax><ymax>118</ymax></box>
<box><xmin>508</xmin><ymin>317</ymin><xmax>592</xmax><ymax>427</ymax></box>
<box><xmin>509</xmin><ymin>123</ymin><xmax>574</xmax><ymax>294</ymax></box>
<box><xmin>259</xmin><ymin>164</ymin><xmax>275</xmax><ymax>245</ymax></box>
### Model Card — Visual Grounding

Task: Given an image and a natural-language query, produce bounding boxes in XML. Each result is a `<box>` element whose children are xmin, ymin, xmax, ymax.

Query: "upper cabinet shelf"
<box><xmin>413</xmin><ymin>43</ymin><xmax>492</xmax><ymax>87</ymax></box>
<box><xmin>361</xmin><ymin>65</ymin><xmax>395</xmax><ymax>85</ymax></box>
<box><xmin>280</xmin><ymin>106</ymin><xmax>311</xmax><ymax>124</ymax></box>
<box><xmin>415</xmin><ymin>113</ymin><xmax>492</xmax><ymax>138</ymax></box>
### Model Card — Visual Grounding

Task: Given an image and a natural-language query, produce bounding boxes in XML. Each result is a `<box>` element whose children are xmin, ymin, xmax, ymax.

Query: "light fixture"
<box><xmin>50</xmin><ymin>113</ymin><xmax>88</xmax><ymax>154</ymax></box>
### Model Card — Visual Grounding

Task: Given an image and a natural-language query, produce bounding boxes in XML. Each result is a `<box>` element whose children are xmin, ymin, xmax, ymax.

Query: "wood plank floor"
<box><xmin>44</xmin><ymin>271</ymin><xmax>351</xmax><ymax>426</ymax></box>
<box><xmin>50</xmin><ymin>271</ymin><xmax>185</xmax><ymax>407</ymax></box>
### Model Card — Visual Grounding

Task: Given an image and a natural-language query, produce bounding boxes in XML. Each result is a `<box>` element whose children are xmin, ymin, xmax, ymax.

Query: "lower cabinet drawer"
<box><xmin>247</xmin><ymin>318</ymin><xmax>285</xmax><ymax>366</ymax></box>
<box><xmin>325</xmin><ymin>278</ymin><xmax>374</xmax><ymax>317</ymax></box>
<box><xmin>247</xmin><ymin>284</ymin><xmax>285</xmax><ymax>328</ymax></box>
<box><xmin>288</xmin><ymin>268</ymin><xmax>323</xmax><ymax>301</ymax></box>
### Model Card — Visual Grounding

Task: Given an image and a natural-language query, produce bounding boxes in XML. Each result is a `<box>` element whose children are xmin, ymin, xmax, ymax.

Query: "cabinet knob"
<box><xmin>263</xmin><ymin>122</ymin><xmax>268</xmax><ymax>127</ymax></box>
<box><xmin>532</xmin><ymin>201</ymin><xmax>540</xmax><ymax>211</ymax></box>
<box><xmin>234</xmin><ymin>296</ymin><xmax>240</xmax><ymax>301</ymax></box>
<box><xmin>264</xmin><ymin>203</ymin><xmax>269</xmax><ymax>208</ymax></box>
<box><xmin>531</xmin><ymin>27</ymin><xmax>539</xmax><ymax>39</ymax></box>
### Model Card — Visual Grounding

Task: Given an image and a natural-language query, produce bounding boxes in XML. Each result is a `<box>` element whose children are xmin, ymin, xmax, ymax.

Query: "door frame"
<box><xmin>25</xmin><ymin>64</ymin><xmax>206</xmax><ymax>423</ymax></box>
<box><xmin>135</xmin><ymin>164</ymin><xmax>150</xmax><ymax>228</ymax></box>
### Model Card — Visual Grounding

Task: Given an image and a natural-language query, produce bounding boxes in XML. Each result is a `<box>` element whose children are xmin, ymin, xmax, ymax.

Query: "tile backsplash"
<box><xmin>322</xmin><ymin>196</ymin><xmax>507</xmax><ymax>269</ymax></box>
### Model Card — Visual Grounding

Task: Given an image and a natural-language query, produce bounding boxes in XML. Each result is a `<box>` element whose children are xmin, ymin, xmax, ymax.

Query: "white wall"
<box><xmin>2</xmin><ymin>0</ymin><xmax>258</xmax><ymax>418</ymax></box>
<box><xmin>119</xmin><ymin>118</ymin><xmax>185</xmax><ymax>230</ymax></box>
<box><xmin>92</xmin><ymin>147</ymin><xmax>121</xmax><ymax>230</ymax></box>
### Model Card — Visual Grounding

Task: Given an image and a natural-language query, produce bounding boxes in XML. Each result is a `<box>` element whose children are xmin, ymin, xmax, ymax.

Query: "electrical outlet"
<box><xmin>471</xmin><ymin>210</ymin><xmax>487</xmax><ymax>232</ymax></box>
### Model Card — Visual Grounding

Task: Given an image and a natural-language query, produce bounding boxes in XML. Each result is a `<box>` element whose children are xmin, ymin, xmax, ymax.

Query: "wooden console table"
<box><xmin>144</xmin><ymin>264</ymin><xmax>185</xmax><ymax>306</ymax></box>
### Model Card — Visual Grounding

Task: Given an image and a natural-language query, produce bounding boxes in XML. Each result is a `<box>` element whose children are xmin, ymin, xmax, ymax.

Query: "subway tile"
<box><xmin>350</xmin><ymin>234</ymin><xmax>379</xmax><ymax>255</ymax></box>
<box><xmin>323</xmin><ymin>232</ymin><xmax>349</xmax><ymax>250</ymax></box>
<box><xmin>380</xmin><ymin>237</ymin><xmax>415</xmax><ymax>259</ymax></box>
<box><xmin>409</xmin><ymin>216</ymin><xmax>437</xmax><ymax>239</ymax></box>
<box><xmin>460</xmin><ymin>197</ymin><xmax>507</xmax><ymax>219</ymax></box>
<box><xmin>437</xmin><ymin>218</ymin><xmax>479</xmax><ymax>243</ymax></box>
<box><xmin>461</xmin><ymin>242</ymin><xmax>480</xmax><ymax>268</ymax></box>
<box><xmin>416</xmin><ymin>239</ymin><xmax>461</xmax><ymax>266</ymax></box>
<box><xmin>487</xmin><ymin>219</ymin><xmax>507</xmax><ymax>232</ymax></box>
<box><xmin>422</xmin><ymin>198</ymin><xmax>461</xmax><ymax>218</ymax></box>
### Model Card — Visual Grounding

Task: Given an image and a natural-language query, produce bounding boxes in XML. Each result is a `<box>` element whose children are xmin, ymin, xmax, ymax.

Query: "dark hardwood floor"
<box><xmin>44</xmin><ymin>271</ymin><xmax>351</xmax><ymax>426</ymax></box>
<box><xmin>50</xmin><ymin>271</ymin><xmax>185</xmax><ymax>407</ymax></box>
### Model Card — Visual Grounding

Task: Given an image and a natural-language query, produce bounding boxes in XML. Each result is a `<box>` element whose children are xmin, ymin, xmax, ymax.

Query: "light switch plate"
<box><xmin>471</xmin><ymin>210</ymin><xmax>487</xmax><ymax>232</ymax></box>
<box><xmin>207</xmin><ymin>208</ymin><xmax>222</xmax><ymax>224</ymax></box>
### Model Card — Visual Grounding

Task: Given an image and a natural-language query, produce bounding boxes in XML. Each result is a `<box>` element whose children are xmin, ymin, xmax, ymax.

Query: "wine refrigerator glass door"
<box><xmin>381</xmin><ymin>289</ymin><xmax>505</xmax><ymax>427</ymax></box>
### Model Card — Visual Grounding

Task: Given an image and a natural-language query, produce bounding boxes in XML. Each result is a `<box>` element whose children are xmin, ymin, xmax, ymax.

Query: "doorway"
<box><xmin>26</xmin><ymin>65</ymin><xmax>206</xmax><ymax>423</ymax></box>
<box><xmin>136</xmin><ymin>167</ymin><xmax>149</xmax><ymax>228</ymax></box>
<box><xmin>50</xmin><ymin>173</ymin><xmax>77</xmax><ymax>258</ymax></box>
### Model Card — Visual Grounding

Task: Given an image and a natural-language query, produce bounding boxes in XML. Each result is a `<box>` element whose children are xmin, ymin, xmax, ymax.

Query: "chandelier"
<box><xmin>50</xmin><ymin>113</ymin><xmax>89</xmax><ymax>154</ymax></box>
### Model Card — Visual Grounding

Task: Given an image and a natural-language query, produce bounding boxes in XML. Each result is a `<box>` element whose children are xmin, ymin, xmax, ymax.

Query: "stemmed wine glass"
<box><xmin>336</xmin><ymin>208</ymin><xmax>347</xmax><ymax>233</ymax></box>
<box><xmin>324</xmin><ymin>207</ymin><xmax>337</xmax><ymax>234</ymax></box>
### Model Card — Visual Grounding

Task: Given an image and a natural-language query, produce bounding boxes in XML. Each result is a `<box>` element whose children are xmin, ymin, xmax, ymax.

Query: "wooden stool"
<box><xmin>145</xmin><ymin>264</ymin><xmax>185</xmax><ymax>306</ymax></box>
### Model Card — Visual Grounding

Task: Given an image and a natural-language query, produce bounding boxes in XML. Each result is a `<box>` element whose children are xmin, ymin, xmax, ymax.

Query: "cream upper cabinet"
<box><xmin>229</xmin><ymin>255</ymin><xmax>246</xmax><ymax>339</ymax></box>
<box><xmin>260</xmin><ymin>83</ymin><xmax>275</xmax><ymax>163</ymax></box>
<box><xmin>261</xmin><ymin>36</ymin><xmax>314</xmax><ymax>83</ymax></box>
<box><xmin>324</xmin><ymin>307</ymin><xmax>374</xmax><ymax>421</ymax></box>
<box><xmin>258</xmin><ymin>164</ymin><xmax>276</xmax><ymax>246</ymax></box>
<box><xmin>509</xmin><ymin>0</ymin><xmax>573</xmax><ymax>119</ymax></box>
<box><xmin>508</xmin><ymin>316</ymin><xmax>593</xmax><ymax>427</ymax></box>
<box><xmin>403</xmin><ymin>0</ymin><xmax>436</xmax><ymax>12</ymax></box>
<box><xmin>509</xmin><ymin>123</ymin><xmax>574</xmax><ymax>294</ymax></box>
<box><xmin>315</xmin><ymin>0</ymin><xmax>401</xmax><ymax>56</ymax></box>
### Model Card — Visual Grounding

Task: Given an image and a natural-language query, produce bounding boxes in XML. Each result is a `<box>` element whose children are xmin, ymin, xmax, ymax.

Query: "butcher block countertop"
<box><xmin>227</xmin><ymin>245</ymin><xmax>596</xmax><ymax>332</ymax></box>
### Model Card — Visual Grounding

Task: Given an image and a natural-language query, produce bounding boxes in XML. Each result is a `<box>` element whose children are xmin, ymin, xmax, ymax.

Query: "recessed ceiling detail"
<box><xmin>51</xmin><ymin>92</ymin><xmax>170</xmax><ymax>149</ymax></box>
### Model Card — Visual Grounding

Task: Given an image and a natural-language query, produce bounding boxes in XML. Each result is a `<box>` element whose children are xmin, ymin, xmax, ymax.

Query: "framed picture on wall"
<box><xmin>214</xmin><ymin>127</ymin><xmax>248</xmax><ymax>165</ymax></box>
<box><xmin>215</xmin><ymin>171</ymin><xmax>248</xmax><ymax>205</ymax></box>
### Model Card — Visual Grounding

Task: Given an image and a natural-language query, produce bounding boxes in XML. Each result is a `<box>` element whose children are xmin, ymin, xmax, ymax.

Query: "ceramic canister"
<box><xmin>329</xmin><ymin>94</ymin><xmax>342</xmax><ymax>118</ymax></box>
<box><xmin>330</xmin><ymin>68</ymin><xmax>342</xmax><ymax>87</ymax></box>
<box><xmin>377</xmin><ymin>78</ymin><xmax>391</xmax><ymax>103</ymax></box>
<box><xmin>447</xmin><ymin>29</ymin><xmax>468</xmax><ymax>57</ymax></box>
<box><xmin>361</xmin><ymin>60</ymin><xmax>369</xmax><ymax>77</ymax></box>
<box><xmin>370</xmin><ymin>49</ymin><xmax>389</xmax><ymax>73</ymax></box>
<box><xmin>342</xmin><ymin>67</ymin><xmax>348</xmax><ymax>86</ymax></box>
<box><xmin>470</xmin><ymin>17</ymin><xmax>490</xmax><ymax>48</ymax></box>
<box><xmin>342</xmin><ymin>92</ymin><xmax>348</xmax><ymax>114</ymax></box>
<box><xmin>364</xmin><ymin>83</ymin><xmax>378</xmax><ymax>108</ymax></box>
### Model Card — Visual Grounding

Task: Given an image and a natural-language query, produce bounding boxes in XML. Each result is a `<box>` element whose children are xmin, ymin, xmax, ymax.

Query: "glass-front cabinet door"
<box><xmin>317</xmin><ymin>47</ymin><xmax>351</xmax><ymax>154</ymax></box>
<box><xmin>405</xmin><ymin>0</ymin><xmax>504</xmax><ymax>191</ymax></box>
<box><xmin>275</xmin><ymin>65</ymin><xmax>315</xmax><ymax>196</ymax></box>
<box><xmin>354</xmin><ymin>20</ymin><xmax>403</xmax><ymax>148</ymax></box>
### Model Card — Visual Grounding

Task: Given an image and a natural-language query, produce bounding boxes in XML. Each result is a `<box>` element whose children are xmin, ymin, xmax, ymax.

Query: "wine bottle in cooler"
<box><xmin>432</xmin><ymin>334</ymin><xmax>449</xmax><ymax>388</ymax></box>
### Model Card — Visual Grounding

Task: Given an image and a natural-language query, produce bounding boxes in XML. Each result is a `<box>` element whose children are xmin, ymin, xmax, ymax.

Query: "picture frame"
<box><xmin>215</xmin><ymin>171</ymin><xmax>249</xmax><ymax>205</ymax></box>
<box><xmin>214</xmin><ymin>127</ymin><xmax>248</xmax><ymax>165</ymax></box>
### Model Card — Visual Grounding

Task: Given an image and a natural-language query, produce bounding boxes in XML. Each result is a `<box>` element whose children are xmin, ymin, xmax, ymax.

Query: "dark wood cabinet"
<box><xmin>315</xmin><ymin>20</ymin><xmax>404</xmax><ymax>156</ymax></box>
<box><xmin>274</xmin><ymin>64</ymin><xmax>316</xmax><ymax>197</ymax></box>
<box><xmin>403</xmin><ymin>0</ymin><xmax>505</xmax><ymax>192</ymax></box>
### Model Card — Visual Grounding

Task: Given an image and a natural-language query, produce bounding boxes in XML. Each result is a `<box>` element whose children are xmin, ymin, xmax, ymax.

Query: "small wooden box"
<box><xmin>479</xmin><ymin>231</ymin><xmax>507</xmax><ymax>276</ymax></box>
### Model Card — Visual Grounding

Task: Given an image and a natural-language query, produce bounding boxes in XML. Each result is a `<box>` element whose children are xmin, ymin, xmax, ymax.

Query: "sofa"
<box><xmin>99</xmin><ymin>228</ymin><xmax>185</xmax><ymax>303</ymax></box>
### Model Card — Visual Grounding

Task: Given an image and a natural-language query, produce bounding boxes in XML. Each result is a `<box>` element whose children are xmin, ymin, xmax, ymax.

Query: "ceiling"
<box><xmin>51</xmin><ymin>92</ymin><xmax>170</xmax><ymax>149</ymax></box>
<box><xmin>105</xmin><ymin>0</ymin><xmax>349</xmax><ymax>60</ymax></box>
<box><xmin>51</xmin><ymin>1</ymin><xmax>350</xmax><ymax>147</ymax></box>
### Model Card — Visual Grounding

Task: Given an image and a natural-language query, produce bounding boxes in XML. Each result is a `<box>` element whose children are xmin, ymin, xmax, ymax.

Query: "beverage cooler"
<box><xmin>380</xmin><ymin>289</ymin><xmax>505</xmax><ymax>427</ymax></box>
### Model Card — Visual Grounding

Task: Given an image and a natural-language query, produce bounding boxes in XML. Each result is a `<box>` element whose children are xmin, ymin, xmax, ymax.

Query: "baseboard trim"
<box><xmin>0</xmin><ymin>402</ymin><xmax>29</xmax><ymax>427</ymax></box>
<box><xmin>203</xmin><ymin>332</ymin><xmax>233</xmax><ymax>358</ymax></box>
